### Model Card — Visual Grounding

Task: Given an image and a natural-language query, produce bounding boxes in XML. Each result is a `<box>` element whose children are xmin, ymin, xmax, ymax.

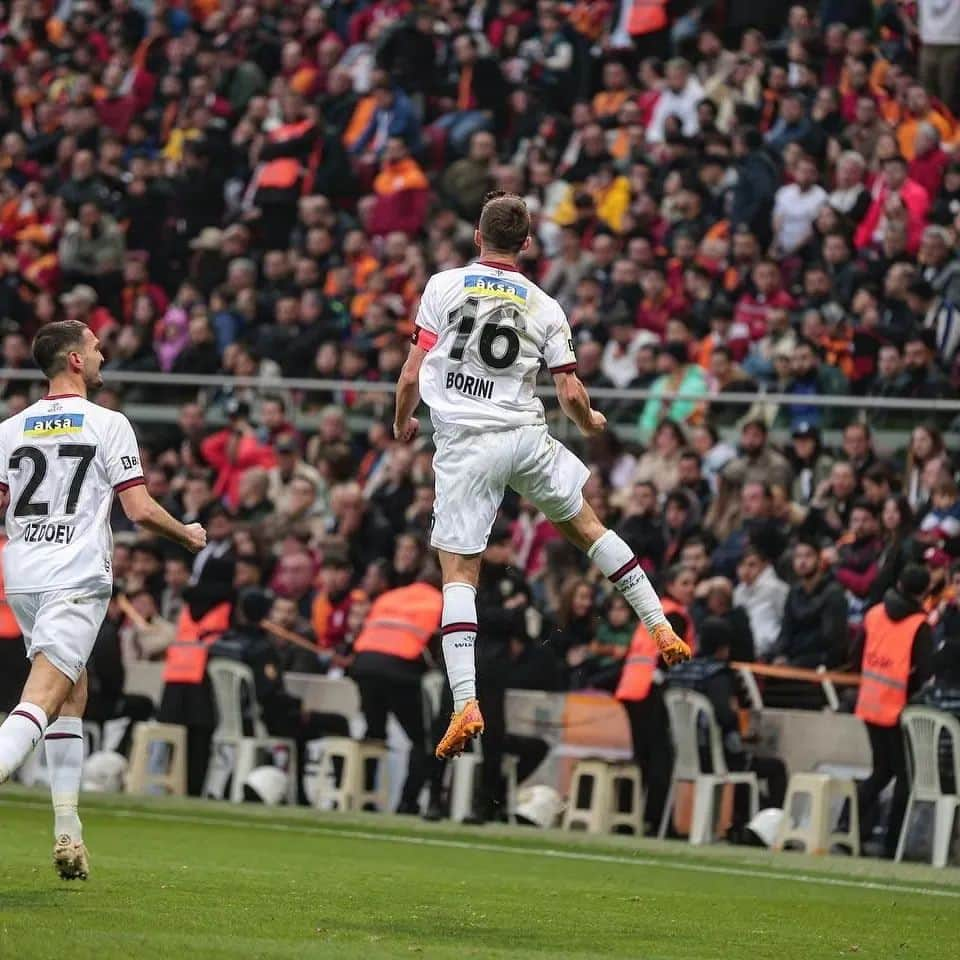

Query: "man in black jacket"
<box><xmin>433</xmin><ymin>32</ymin><xmax>507</xmax><ymax>157</ymax></box>
<box><xmin>774</xmin><ymin>537</ymin><xmax>849</xmax><ymax>668</ymax></box>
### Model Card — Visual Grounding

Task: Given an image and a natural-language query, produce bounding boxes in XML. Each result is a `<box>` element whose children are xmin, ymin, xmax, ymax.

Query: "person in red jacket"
<box><xmin>734</xmin><ymin>260</ymin><xmax>796</xmax><ymax>341</ymax></box>
<box><xmin>908</xmin><ymin>123</ymin><xmax>950</xmax><ymax>202</ymax></box>
<box><xmin>855</xmin><ymin>155</ymin><xmax>931</xmax><ymax>255</ymax></box>
<box><xmin>200</xmin><ymin>400</ymin><xmax>278</xmax><ymax>509</ymax></box>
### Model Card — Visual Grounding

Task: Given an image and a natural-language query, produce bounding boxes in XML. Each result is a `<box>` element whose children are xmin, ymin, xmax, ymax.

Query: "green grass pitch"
<box><xmin>1</xmin><ymin>787</ymin><xmax>958</xmax><ymax>959</ymax></box>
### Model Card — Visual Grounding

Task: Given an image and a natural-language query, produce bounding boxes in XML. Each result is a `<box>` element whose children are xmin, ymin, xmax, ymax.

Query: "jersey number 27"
<box><xmin>448</xmin><ymin>297</ymin><xmax>522</xmax><ymax>369</ymax></box>
<box><xmin>8</xmin><ymin>444</ymin><xmax>96</xmax><ymax>517</ymax></box>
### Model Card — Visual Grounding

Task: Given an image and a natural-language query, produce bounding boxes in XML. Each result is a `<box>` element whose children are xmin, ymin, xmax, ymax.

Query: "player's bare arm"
<box><xmin>552</xmin><ymin>370</ymin><xmax>606</xmax><ymax>437</ymax></box>
<box><xmin>118</xmin><ymin>483</ymin><xmax>207</xmax><ymax>553</ymax></box>
<box><xmin>394</xmin><ymin>343</ymin><xmax>426</xmax><ymax>442</ymax></box>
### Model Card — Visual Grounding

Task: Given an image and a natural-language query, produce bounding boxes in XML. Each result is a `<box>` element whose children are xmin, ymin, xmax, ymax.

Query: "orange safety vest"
<box><xmin>615</xmin><ymin>624</ymin><xmax>659</xmax><ymax>701</ymax></box>
<box><xmin>628</xmin><ymin>0</ymin><xmax>668</xmax><ymax>36</ymax></box>
<box><xmin>353</xmin><ymin>582</ymin><xmax>442</xmax><ymax>661</ymax></box>
<box><xmin>163</xmin><ymin>602</ymin><xmax>232</xmax><ymax>684</ymax></box>
<box><xmin>662</xmin><ymin>596</ymin><xmax>696</xmax><ymax>655</ymax></box>
<box><xmin>855</xmin><ymin>605</ymin><xmax>924</xmax><ymax>727</ymax></box>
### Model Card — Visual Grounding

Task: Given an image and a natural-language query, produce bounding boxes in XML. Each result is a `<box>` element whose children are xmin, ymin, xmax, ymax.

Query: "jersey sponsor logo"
<box><xmin>463</xmin><ymin>274</ymin><xmax>528</xmax><ymax>305</ymax></box>
<box><xmin>22</xmin><ymin>522</ymin><xmax>77</xmax><ymax>545</ymax></box>
<box><xmin>445</xmin><ymin>371</ymin><xmax>494</xmax><ymax>399</ymax></box>
<box><xmin>23</xmin><ymin>413</ymin><xmax>84</xmax><ymax>438</ymax></box>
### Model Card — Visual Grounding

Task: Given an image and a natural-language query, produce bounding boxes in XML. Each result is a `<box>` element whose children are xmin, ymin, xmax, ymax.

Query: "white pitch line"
<box><xmin>3</xmin><ymin>798</ymin><xmax>959</xmax><ymax>899</ymax></box>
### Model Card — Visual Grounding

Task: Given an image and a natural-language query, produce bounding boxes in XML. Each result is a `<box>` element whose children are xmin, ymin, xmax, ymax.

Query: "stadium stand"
<box><xmin>2</xmin><ymin>0</ymin><xmax>960</xmax><ymax>857</ymax></box>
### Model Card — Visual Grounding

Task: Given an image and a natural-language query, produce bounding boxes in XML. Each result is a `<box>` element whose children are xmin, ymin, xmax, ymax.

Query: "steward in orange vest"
<box><xmin>158</xmin><ymin>558</ymin><xmax>235</xmax><ymax>795</ymax></box>
<box><xmin>615</xmin><ymin>617</ymin><xmax>671</xmax><ymax>832</ymax></box>
<box><xmin>854</xmin><ymin>566</ymin><xmax>934</xmax><ymax>858</ymax></box>
<box><xmin>351</xmin><ymin>579</ymin><xmax>443</xmax><ymax>813</ymax></box>
<box><xmin>353</xmin><ymin>581</ymin><xmax>442</xmax><ymax>660</ymax></box>
<box><xmin>627</xmin><ymin>0</ymin><xmax>668</xmax><ymax>36</ymax></box>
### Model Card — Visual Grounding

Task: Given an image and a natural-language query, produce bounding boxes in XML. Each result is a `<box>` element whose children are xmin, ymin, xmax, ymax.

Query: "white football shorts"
<box><xmin>7</xmin><ymin>588</ymin><xmax>111</xmax><ymax>683</ymax></box>
<box><xmin>431</xmin><ymin>423</ymin><xmax>590</xmax><ymax>555</ymax></box>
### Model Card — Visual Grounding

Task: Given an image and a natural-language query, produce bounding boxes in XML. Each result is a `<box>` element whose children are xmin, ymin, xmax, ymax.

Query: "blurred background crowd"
<box><xmin>2</xmin><ymin>0</ymin><xmax>960</xmax><ymax>823</ymax></box>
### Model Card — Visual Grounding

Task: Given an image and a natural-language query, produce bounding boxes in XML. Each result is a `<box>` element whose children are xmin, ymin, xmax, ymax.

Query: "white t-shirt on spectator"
<box><xmin>919</xmin><ymin>0</ymin><xmax>960</xmax><ymax>45</ymax></box>
<box><xmin>773</xmin><ymin>183</ymin><xmax>828</xmax><ymax>254</ymax></box>
<box><xmin>646</xmin><ymin>78</ymin><xmax>705</xmax><ymax>143</ymax></box>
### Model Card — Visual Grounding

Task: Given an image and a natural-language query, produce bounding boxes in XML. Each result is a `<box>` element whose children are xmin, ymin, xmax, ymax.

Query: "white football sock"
<box><xmin>45</xmin><ymin>716</ymin><xmax>84</xmax><ymax>841</ymax></box>
<box><xmin>588</xmin><ymin>530</ymin><xmax>667</xmax><ymax>631</ymax></box>
<box><xmin>0</xmin><ymin>701</ymin><xmax>48</xmax><ymax>784</ymax></box>
<box><xmin>441</xmin><ymin>582</ymin><xmax>478</xmax><ymax>711</ymax></box>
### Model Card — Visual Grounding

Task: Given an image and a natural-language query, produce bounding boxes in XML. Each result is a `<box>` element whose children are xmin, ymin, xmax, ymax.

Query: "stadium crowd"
<box><xmin>2</xmin><ymin>0</ymin><xmax>960</xmax><ymax>830</ymax></box>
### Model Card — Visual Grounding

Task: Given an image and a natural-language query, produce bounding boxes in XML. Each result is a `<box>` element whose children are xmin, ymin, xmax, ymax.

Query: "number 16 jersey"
<box><xmin>414</xmin><ymin>262</ymin><xmax>578</xmax><ymax>432</ymax></box>
<box><xmin>0</xmin><ymin>394</ymin><xmax>145</xmax><ymax>595</ymax></box>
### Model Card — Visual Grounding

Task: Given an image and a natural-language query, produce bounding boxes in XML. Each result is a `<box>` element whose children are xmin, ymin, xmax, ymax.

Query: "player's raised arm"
<box><xmin>394</xmin><ymin>342</ymin><xmax>426</xmax><ymax>443</ymax></box>
<box><xmin>118</xmin><ymin>483</ymin><xmax>207</xmax><ymax>553</ymax></box>
<box><xmin>553</xmin><ymin>370</ymin><xmax>607</xmax><ymax>437</ymax></box>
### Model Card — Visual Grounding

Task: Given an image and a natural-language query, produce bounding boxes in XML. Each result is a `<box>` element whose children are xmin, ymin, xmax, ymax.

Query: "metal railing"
<box><xmin>1</xmin><ymin>368</ymin><xmax>957</xmax><ymax>439</ymax></box>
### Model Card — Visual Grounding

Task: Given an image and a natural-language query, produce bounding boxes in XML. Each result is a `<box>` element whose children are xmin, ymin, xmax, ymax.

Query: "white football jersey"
<box><xmin>414</xmin><ymin>262</ymin><xmax>577</xmax><ymax>431</ymax></box>
<box><xmin>0</xmin><ymin>394</ymin><xmax>144</xmax><ymax>594</ymax></box>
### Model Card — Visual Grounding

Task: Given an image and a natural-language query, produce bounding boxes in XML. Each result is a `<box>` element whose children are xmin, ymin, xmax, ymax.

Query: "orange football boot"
<box><xmin>435</xmin><ymin>698</ymin><xmax>485</xmax><ymax>758</ymax></box>
<box><xmin>651</xmin><ymin>623</ymin><xmax>692</xmax><ymax>666</ymax></box>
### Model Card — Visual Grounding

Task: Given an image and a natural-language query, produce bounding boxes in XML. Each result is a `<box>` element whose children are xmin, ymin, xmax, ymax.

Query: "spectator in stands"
<box><xmin>810</xmin><ymin>460</ymin><xmax>860</xmax><ymax>541</ymax></box>
<box><xmin>904</xmin><ymin>423</ymin><xmax>947</xmax><ymax>509</ymax></box>
<box><xmin>616</xmin><ymin>481</ymin><xmax>666</xmax><ymax>572</ymax></box>
<box><xmin>774</xmin><ymin>538</ymin><xmax>849</xmax><ymax>668</ymax></box>
<box><xmin>440</xmin><ymin>130</ymin><xmax>497</xmax><ymax>223</ymax></box>
<box><xmin>832</xmin><ymin>500</ymin><xmax>885</xmax><ymax>620</ymax></box>
<box><xmin>776</xmin><ymin>338</ymin><xmax>849</xmax><ymax>431</ymax></box>
<box><xmin>855</xmin><ymin>155</ymin><xmax>931</xmax><ymax>255</ymax></box>
<box><xmin>733</xmin><ymin>544</ymin><xmax>789</xmax><ymax>661</ymax></box>
<box><xmin>200</xmin><ymin>400</ymin><xmax>278</xmax><ymax>510</ymax></box>
<box><xmin>637</xmin><ymin>341</ymin><xmax>707</xmax><ymax>441</ymax></box>
<box><xmin>900</xmin><ymin>330</ymin><xmax>955</xmax><ymax>408</ymax></box>
<box><xmin>855</xmin><ymin>565</ymin><xmax>934</xmax><ymax>858</ymax></box>
<box><xmin>787</xmin><ymin>423</ymin><xmax>834</xmax><ymax>506</ymax></box>
<box><xmin>772</xmin><ymin>154</ymin><xmax>828</xmax><ymax>257</ymax></box>
<box><xmin>870</xmin><ymin>496</ymin><xmax>920</xmax><ymax>606</ymax></box>
<box><xmin>647</xmin><ymin>58</ymin><xmax>704</xmax><ymax>143</ymax></box>
<box><xmin>727</xmin><ymin>420</ymin><xmax>794</xmax><ymax>492</ymax></box>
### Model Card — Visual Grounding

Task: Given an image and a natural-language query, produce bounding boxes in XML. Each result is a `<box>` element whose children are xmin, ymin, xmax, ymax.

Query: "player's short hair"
<box><xmin>32</xmin><ymin>320</ymin><xmax>89</xmax><ymax>378</ymax></box>
<box><xmin>478</xmin><ymin>192</ymin><xmax>530</xmax><ymax>254</ymax></box>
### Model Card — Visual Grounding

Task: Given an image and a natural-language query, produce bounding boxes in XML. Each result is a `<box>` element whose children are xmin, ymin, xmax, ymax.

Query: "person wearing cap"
<box><xmin>787</xmin><ymin>422</ymin><xmax>834</xmax><ymax>505</ymax></box>
<box><xmin>855</xmin><ymin>564</ymin><xmax>935</xmax><ymax>857</ymax></box>
<box><xmin>267</xmin><ymin>434</ymin><xmax>323</xmax><ymax>508</ymax></box>
<box><xmin>637</xmin><ymin>339</ymin><xmax>707</xmax><ymax>442</ymax></box>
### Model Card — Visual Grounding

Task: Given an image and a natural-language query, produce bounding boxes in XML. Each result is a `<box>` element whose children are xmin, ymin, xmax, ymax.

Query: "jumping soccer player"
<box><xmin>394</xmin><ymin>193</ymin><xmax>691</xmax><ymax>759</ymax></box>
<box><xmin>0</xmin><ymin>321</ymin><xmax>206</xmax><ymax>879</ymax></box>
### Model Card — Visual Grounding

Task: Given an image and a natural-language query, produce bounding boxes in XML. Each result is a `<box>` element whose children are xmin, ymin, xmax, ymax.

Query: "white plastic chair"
<box><xmin>897</xmin><ymin>706</ymin><xmax>960</xmax><ymax>867</ymax></box>
<box><xmin>204</xmin><ymin>659</ymin><xmax>298</xmax><ymax>804</ymax></box>
<box><xmin>660</xmin><ymin>688</ymin><xmax>759</xmax><ymax>844</ymax></box>
<box><xmin>447</xmin><ymin>736</ymin><xmax>519</xmax><ymax>824</ymax></box>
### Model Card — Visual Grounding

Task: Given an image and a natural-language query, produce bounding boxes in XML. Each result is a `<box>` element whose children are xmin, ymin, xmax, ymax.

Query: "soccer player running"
<box><xmin>394</xmin><ymin>193</ymin><xmax>691</xmax><ymax>759</ymax></box>
<box><xmin>0</xmin><ymin>321</ymin><xmax>206</xmax><ymax>879</ymax></box>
